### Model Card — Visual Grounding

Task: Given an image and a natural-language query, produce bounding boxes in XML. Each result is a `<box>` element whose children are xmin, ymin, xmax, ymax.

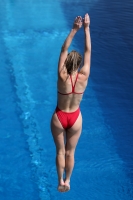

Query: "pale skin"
<box><xmin>51</xmin><ymin>13</ymin><xmax>91</xmax><ymax>192</ymax></box>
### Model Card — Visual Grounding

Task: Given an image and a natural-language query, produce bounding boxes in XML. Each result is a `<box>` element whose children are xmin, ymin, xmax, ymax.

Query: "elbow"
<box><xmin>85</xmin><ymin>47</ymin><xmax>91</xmax><ymax>53</ymax></box>
<box><xmin>61</xmin><ymin>45</ymin><xmax>67</xmax><ymax>52</ymax></box>
<box><xmin>61</xmin><ymin>45</ymin><xmax>65</xmax><ymax>52</ymax></box>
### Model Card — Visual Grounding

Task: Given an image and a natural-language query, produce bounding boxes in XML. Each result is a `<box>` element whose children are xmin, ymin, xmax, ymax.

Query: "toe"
<box><xmin>64</xmin><ymin>184</ymin><xmax>70</xmax><ymax>192</ymax></box>
<box><xmin>58</xmin><ymin>185</ymin><xmax>65</xmax><ymax>192</ymax></box>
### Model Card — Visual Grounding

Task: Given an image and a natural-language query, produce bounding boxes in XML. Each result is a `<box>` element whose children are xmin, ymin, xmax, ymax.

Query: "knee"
<box><xmin>65</xmin><ymin>150</ymin><xmax>75</xmax><ymax>157</ymax></box>
<box><xmin>56</xmin><ymin>148</ymin><xmax>65</xmax><ymax>156</ymax></box>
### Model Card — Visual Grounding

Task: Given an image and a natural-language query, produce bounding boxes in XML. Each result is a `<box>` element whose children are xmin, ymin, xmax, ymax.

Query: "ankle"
<box><xmin>58</xmin><ymin>178</ymin><xmax>64</xmax><ymax>183</ymax></box>
<box><xmin>65</xmin><ymin>179</ymin><xmax>70</xmax><ymax>183</ymax></box>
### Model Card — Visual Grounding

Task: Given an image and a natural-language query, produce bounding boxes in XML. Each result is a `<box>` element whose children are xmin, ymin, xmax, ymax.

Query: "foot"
<box><xmin>58</xmin><ymin>179</ymin><xmax>65</xmax><ymax>192</ymax></box>
<box><xmin>64</xmin><ymin>180</ymin><xmax>70</xmax><ymax>192</ymax></box>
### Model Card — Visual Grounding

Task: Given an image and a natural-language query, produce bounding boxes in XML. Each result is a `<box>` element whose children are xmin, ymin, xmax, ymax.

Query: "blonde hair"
<box><xmin>64</xmin><ymin>50</ymin><xmax>82</xmax><ymax>74</ymax></box>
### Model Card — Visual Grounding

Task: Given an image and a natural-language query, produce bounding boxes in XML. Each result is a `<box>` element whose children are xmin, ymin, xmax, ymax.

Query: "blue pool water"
<box><xmin>0</xmin><ymin>0</ymin><xmax>133</xmax><ymax>199</ymax></box>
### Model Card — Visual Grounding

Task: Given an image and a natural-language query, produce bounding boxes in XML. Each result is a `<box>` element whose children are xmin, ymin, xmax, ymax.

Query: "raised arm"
<box><xmin>80</xmin><ymin>13</ymin><xmax>91</xmax><ymax>78</ymax></box>
<box><xmin>58</xmin><ymin>16</ymin><xmax>82</xmax><ymax>74</ymax></box>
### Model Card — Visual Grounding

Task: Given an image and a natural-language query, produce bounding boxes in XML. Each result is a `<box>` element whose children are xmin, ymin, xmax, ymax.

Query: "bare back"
<box><xmin>57</xmin><ymin>69</ymin><xmax>88</xmax><ymax>112</ymax></box>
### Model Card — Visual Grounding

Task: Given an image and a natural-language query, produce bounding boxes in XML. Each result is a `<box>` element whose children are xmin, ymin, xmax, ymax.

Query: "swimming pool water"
<box><xmin>0</xmin><ymin>0</ymin><xmax>133</xmax><ymax>199</ymax></box>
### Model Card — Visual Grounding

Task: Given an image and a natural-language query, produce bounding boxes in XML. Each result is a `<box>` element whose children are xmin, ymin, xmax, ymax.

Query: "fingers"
<box><xmin>74</xmin><ymin>14</ymin><xmax>89</xmax><ymax>29</ymax></box>
<box><xmin>83</xmin><ymin>13</ymin><xmax>89</xmax><ymax>22</ymax></box>
<box><xmin>82</xmin><ymin>13</ymin><xmax>90</xmax><ymax>28</ymax></box>
<box><xmin>75</xmin><ymin>13</ymin><xmax>89</xmax><ymax>23</ymax></box>
<box><xmin>75</xmin><ymin>16</ymin><xmax>82</xmax><ymax>23</ymax></box>
<box><xmin>74</xmin><ymin>16</ymin><xmax>82</xmax><ymax>30</ymax></box>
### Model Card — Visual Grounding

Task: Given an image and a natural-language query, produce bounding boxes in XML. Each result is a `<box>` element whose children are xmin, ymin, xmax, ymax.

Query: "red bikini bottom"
<box><xmin>55</xmin><ymin>106</ymin><xmax>80</xmax><ymax>129</ymax></box>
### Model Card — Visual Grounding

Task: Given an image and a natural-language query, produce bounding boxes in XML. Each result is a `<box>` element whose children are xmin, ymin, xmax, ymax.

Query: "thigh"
<box><xmin>65</xmin><ymin>112</ymin><xmax>82</xmax><ymax>151</ymax></box>
<box><xmin>51</xmin><ymin>112</ymin><xmax>66</xmax><ymax>153</ymax></box>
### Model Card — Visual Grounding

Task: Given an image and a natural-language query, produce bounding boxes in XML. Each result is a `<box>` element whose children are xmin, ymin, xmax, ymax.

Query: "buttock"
<box><xmin>55</xmin><ymin>106</ymin><xmax>80</xmax><ymax>130</ymax></box>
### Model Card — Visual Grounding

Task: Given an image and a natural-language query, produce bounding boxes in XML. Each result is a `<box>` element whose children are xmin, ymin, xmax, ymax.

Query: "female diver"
<box><xmin>51</xmin><ymin>13</ymin><xmax>91</xmax><ymax>192</ymax></box>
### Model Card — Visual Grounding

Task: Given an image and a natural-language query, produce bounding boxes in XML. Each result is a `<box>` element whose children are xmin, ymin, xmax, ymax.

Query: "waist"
<box><xmin>57</xmin><ymin>94</ymin><xmax>82</xmax><ymax>111</ymax></box>
<box><xmin>56</xmin><ymin>106</ymin><xmax>80</xmax><ymax>114</ymax></box>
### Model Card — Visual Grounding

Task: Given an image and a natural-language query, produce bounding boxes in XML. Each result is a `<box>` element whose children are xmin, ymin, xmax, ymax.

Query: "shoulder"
<box><xmin>78</xmin><ymin>71</ymin><xmax>89</xmax><ymax>81</ymax></box>
<box><xmin>58</xmin><ymin>66</ymin><xmax>68</xmax><ymax>80</ymax></box>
